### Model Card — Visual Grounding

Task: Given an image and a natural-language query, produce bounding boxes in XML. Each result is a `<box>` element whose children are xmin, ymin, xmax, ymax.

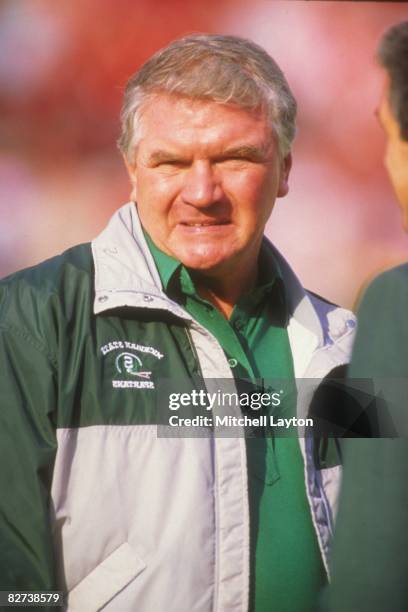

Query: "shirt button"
<box><xmin>228</xmin><ymin>358</ymin><xmax>238</xmax><ymax>368</ymax></box>
<box><xmin>98</xmin><ymin>295</ymin><xmax>108</xmax><ymax>303</ymax></box>
<box><xmin>143</xmin><ymin>295</ymin><xmax>154</xmax><ymax>302</ymax></box>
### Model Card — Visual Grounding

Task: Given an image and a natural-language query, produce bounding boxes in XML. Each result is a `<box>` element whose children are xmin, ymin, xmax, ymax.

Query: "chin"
<box><xmin>175</xmin><ymin>245</ymin><xmax>234</xmax><ymax>271</ymax></box>
<box><xmin>180</xmin><ymin>257</ymin><xmax>225</xmax><ymax>272</ymax></box>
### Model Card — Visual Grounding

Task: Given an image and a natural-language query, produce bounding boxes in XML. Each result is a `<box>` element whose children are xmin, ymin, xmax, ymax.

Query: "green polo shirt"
<box><xmin>145</xmin><ymin>232</ymin><xmax>325</xmax><ymax>611</ymax></box>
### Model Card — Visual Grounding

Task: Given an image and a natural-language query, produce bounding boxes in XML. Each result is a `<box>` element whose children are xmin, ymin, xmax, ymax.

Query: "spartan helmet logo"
<box><xmin>115</xmin><ymin>352</ymin><xmax>152</xmax><ymax>379</ymax></box>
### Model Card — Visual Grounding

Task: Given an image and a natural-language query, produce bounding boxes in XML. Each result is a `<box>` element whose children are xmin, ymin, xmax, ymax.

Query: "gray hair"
<box><xmin>118</xmin><ymin>34</ymin><xmax>297</xmax><ymax>161</ymax></box>
<box><xmin>377</xmin><ymin>20</ymin><xmax>408</xmax><ymax>141</ymax></box>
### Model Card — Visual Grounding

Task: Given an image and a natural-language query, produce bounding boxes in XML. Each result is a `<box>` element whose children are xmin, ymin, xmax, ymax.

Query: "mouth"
<box><xmin>179</xmin><ymin>220</ymin><xmax>230</xmax><ymax>228</ymax></box>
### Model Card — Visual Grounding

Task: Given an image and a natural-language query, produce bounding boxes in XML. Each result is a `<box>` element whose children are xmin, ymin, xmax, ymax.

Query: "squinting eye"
<box><xmin>219</xmin><ymin>157</ymin><xmax>242</xmax><ymax>163</ymax></box>
<box><xmin>158</xmin><ymin>160</ymin><xmax>189</xmax><ymax>168</ymax></box>
<box><xmin>220</xmin><ymin>157</ymin><xmax>253</xmax><ymax>166</ymax></box>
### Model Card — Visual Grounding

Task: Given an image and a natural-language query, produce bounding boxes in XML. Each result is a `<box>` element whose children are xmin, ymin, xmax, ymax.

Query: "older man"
<box><xmin>0</xmin><ymin>35</ymin><xmax>355</xmax><ymax>611</ymax></box>
<box><xmin>325</xmin><ymin>20</ymin><xmax>408</xmax><ymax>612</ymax></box>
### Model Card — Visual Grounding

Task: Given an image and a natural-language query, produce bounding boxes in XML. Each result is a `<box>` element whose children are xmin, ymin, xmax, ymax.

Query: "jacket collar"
<box><xmin>92</xmin><ymin>202</ymin><xmax>190</xmax><ymax>320</ymax></box>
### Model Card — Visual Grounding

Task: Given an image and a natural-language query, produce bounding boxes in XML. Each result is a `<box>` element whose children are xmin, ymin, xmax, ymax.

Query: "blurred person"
<box><xmin>324</xmin><ymin>20</ymin><xmax>408</xmax><ymax>612</ymax></box>
<box><xmin>0</xmin><ymin>34</ymin><xmax>356</xmax><ymax>611</ymax></box>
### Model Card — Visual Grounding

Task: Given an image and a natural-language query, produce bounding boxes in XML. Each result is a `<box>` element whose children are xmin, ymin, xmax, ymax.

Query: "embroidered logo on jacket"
<box><xmin>115</xmin><ymin>352</ymin><xmax>152</xmax><ymax>378</ymax></box>
<box><xmin>100</xmin><ymin>340</ymin><xmax>164</xmax><ymax>390</ymax></box>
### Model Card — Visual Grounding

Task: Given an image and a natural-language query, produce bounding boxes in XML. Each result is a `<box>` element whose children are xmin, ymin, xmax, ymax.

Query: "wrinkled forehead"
<box><xmin>139</xmin><ymin>91</ymin><xmax>268</xmax><ymax>126</ymax></box>
<box><xmin>135</xmin><ymin>92</ymin><xmax>274</xmax><ymax>151</ymax></box>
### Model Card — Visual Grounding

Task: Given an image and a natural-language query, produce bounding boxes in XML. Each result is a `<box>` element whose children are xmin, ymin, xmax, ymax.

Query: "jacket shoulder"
<box><xmin>361</xmin><ymin>262</ymin><xmax>408</xmax><ymax>302</ymax></box>
<box><xmin>306</xmin><ymin>289</ymin><xmax>356</xmax><ymax>345</ymax></box>
<box><xmin>353</xmin><ymin>262</ymin><xmax>408</xmax><ymax>338</ymax></box>
<box><xmin>0</xmin><ymin>244</ymin><xmax>93</xmax><ymax>357</ymax></box>
<box><xmin>0</xmin><ymin>243</ymin><xmax>93</xmax><ymax>292</ymax></box>
<box><xmin>349</xmin><ymin>262</ymin><xmax>408</xmax><ymax>377</ymax></box>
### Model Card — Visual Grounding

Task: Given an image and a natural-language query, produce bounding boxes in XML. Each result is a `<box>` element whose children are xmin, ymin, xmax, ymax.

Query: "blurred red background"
<box><xmin>1</xmin><ymin>0</ymin><xmax>407</xmax><ymax>308</ymax></box>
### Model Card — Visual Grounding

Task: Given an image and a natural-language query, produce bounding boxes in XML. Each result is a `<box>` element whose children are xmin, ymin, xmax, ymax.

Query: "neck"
<box><xmin>192</xmin><ymin>259</ymin><xmax>258</xmax><ymax>319</ymax></box>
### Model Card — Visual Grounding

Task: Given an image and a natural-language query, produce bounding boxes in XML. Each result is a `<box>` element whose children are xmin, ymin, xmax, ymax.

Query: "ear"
<box><xmin>277</xmin><ymin>152</ymin><xmax>292</xmax><ymax>198</ymax></box>
<box><xmin>123</xmin><ymin>154</ymin><xmax>138</xmax><ymax>201</ymax></box>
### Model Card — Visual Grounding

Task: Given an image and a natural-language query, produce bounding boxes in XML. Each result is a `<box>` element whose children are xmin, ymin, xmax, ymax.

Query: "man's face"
<box><xmin>378</xmin><ymin>75</ymin><xmax>408</xmax><ymax>229</ymax></box>
<box><xmin>125</xmin><ymin>93</ymin><xmax>291</xmax><ymax>275</ymax></box>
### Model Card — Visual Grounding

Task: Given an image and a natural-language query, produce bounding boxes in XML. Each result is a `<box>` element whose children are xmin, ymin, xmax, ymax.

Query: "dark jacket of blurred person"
<box><xmin>0</xmin><ymin>34</ymin><xmax>356</xmax><ymax>612</ymax></box>
<box><xmin>324</xmin><ymin>20</ymin><xmax>408</xmax><ymax>612</ymax></box>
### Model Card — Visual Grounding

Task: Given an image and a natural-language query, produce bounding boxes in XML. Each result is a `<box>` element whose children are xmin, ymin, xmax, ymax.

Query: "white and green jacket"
<box><xmin>0</xmin><ymin>203</ymin><xmax>356</xmax><ymax>611</ymax></box>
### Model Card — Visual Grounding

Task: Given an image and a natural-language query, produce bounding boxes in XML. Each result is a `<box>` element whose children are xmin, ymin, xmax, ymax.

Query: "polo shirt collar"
<box><xmin>143</xmin><ymin>230</ymin><xmax>182</xmax><ymax>292</ymax></box>
<box><xmin>143</xmin><ymin>229</ymin><xmax>285</xmax><ymax>316</ymax></box>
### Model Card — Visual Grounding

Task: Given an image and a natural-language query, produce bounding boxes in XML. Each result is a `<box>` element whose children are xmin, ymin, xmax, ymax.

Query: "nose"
<box><xmin>180</xmin><ymin>161</ymin><xmax>223</xmax><ymax>207</ymax></box>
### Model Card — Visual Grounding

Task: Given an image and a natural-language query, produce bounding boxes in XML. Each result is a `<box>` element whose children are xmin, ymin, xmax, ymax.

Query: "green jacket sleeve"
<box><xmin>0</xmin><ymin>298</ymin><xmax>58</xmax><ymax>592</ymax></box>
<box><xmin>349</xmin><ymin>264</ymin><xmax>408</xmax><ymax>378</ymax></box>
